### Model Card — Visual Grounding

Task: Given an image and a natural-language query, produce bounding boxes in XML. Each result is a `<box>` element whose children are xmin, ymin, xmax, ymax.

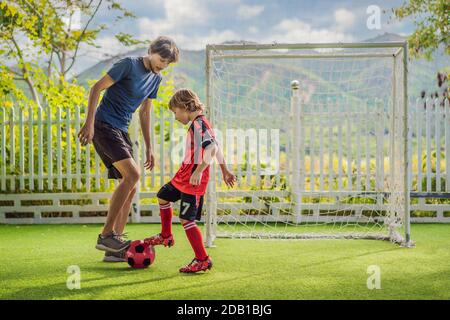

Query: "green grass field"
<box><xmin>0</xmin><ymin>223</ymin><xmax>449</xmax><ymax>300</ymax></box>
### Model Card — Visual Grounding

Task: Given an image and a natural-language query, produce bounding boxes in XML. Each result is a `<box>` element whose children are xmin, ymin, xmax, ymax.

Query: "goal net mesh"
<box><xmin>206</xmin><ymin>44</ymin><xmax>409</xmax><ymax>244</ymax></box>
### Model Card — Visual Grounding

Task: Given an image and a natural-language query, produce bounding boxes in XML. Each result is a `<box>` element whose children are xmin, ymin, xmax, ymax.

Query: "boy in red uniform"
<box><xmin>145</xmin><ymin>89</ymin><xmax>236</xmax><ymax>273</ymax></box>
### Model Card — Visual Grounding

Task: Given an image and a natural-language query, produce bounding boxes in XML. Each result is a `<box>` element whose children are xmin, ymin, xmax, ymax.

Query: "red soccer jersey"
<box><xmin>171</xmin><ymin>114</ymin><xmax>216</xmax><ymax>196</ymax></box>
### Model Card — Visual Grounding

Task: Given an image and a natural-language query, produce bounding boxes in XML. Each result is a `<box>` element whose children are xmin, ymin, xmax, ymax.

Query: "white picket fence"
<box><xmin>0</xmin><ymin>98</ymin><xmax>449</xmax><ymax>224</ymax></box>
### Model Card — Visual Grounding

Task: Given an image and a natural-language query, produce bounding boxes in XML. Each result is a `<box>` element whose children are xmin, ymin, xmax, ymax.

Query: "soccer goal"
<box><xmin>204</xmin><ymin>42</ymin><xmax>412</xmax><ymax>247</ymax></box>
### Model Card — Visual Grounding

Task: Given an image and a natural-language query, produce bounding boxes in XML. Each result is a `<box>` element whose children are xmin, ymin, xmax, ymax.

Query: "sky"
<box><xmin>74</xmin><ymin>0</ymin><xmax>415</xmax><ymax>74</ymax></box>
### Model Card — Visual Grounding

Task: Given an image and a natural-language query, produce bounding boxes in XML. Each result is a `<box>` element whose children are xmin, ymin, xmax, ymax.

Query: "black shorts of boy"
<box><xmin>157</xmin><ymin>182</ymin><xmax>204</xmax><ymax>222</ymax></box>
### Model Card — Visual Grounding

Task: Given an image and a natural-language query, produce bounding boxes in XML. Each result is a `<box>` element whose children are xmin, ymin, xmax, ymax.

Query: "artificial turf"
<box><xmin>0</xmin><ymin>223</ymin><xmax>449</xmax><ymax>300</ymax></box>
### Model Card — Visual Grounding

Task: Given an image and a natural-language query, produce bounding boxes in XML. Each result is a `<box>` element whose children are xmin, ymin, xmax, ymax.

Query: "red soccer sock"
<box><xmin>159</xmin><ymin>203</ymin><xmax>173</xmax><ymax>238</ymax></box>
<box><xmin>183</xmin><ymin>221</ymin><xmax>208</xmax><ymax>261</ymax></box>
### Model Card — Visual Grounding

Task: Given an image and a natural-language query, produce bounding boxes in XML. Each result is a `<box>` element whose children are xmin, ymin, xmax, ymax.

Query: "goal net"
<box><xmin>204</xmin><ymin>42</ymin><xmax>412</xmax><ymax>246</ymax></box>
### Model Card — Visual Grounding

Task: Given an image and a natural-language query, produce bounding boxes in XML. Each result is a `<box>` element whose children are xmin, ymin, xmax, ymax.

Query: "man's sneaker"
<box><xmin>144</xmin><ymin>233</ymin><xmax>175</xmax><ymax>247</ymax></box>
<box><xmin>95</xmin><ymin>233</ymin><xmax>131</xmax><ymax>253</ymax></box>
<box><xmin>103</xmin><ymin>250</ymin><xmax>127</xmax><ymax>262</ymax></box>
<box><xmin>113</xmin><ymin>232</ymin><xmax>132</xmax><ymax>247</ymax></box>
<box><xmin>179</xmin><ymin>257</ymin><xmax>213</xmax><ymax>273</ymax></box>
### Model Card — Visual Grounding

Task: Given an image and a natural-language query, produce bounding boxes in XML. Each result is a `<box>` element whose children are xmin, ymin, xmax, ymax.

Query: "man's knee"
<box><xmin>122</xmin><ymin>168</ymin><xmax>140</xmax><ymax>185</ymax></box>
<box><xmin>114</xmin><ymin>158</ymin><xmax>140</xmax><ymax>185</ymax></box>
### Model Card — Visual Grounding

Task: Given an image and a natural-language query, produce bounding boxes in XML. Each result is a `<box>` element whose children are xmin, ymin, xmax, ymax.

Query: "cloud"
<box><xmin>237</xmin><ymin>4</ymin><xmax>265</xmax><ymax>19</ymax></box>
<box><xmin>138</xmin><ymin>16</ymin><xmax>354</xmax><ymax>50</ymax></box>
<box><xmin>138</xmin><ymin>17</ymin><xmax>173</xmax><ymax>39</ymax></box>
<box><xmin>165</xmin><ymin>29</ymin><xmax>241</xmax><ymax>50</ymax></box>
<box><xmin>334</xmin><ymin>8</ymin><xmax>356</xmax><ymax>30</ymax></box>
<box><xmin>248</xmin><ymin>26</ymin><xmax>259</xmax><ymax>34</ymax></box>
<box><xmin>164</xmin><ymin>0</ymin><xmax>211</xmax><ymax>25</ymax></box>
<box><xmin>137</xmin><ymin>0</ymin><xmax>213</xmax><ymax>42</ymax></box>
<box><xmin>265</xmin><ymin>18</ymin><xmax>354</xmax><ymax>43</ymax></box>
<box><xmin>78</xmin><ymin>36</ymin><xmax>131</xmax><ymax>61</ymax></box>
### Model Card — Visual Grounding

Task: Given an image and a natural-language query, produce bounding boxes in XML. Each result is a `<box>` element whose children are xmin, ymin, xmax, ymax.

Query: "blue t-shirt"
<box><xmin>95</xmin><ymin>57</ymin><xmax>162</xmax><ymax>132</ymax></box>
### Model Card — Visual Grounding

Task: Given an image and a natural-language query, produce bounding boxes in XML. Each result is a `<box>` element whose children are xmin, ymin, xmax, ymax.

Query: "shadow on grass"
<box><xmin>0</xmin><ymin>266</ymin><xmax>181</xmax><ymax>300</ymax></box>
<box><xmin>125</xmin><ymin>247</ymin><xmax>402</xmax><ymax>299</ymax></box>
<box><xmin>0</xmin><ymin>246</ymin><xmax>402</xmax><ymax>300</ymax></box>
<box><xmin>1</xmin><ymin>269</ymin><xmax>181</xmax><ymax>300</ymax></box>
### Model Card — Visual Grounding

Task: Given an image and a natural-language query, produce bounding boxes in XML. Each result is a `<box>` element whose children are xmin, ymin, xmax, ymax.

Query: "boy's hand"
<box><xmin>144</xmin><ymin>149</ymin><xmax>155</xmax><ymax>171</ymax></box>
<box><xmin>190</xmin><ymin>170</ymin><xmax>202</xmax><ymax>186</ymax></box>
<box><xmin>222</xmin><ymin>169</ymin><xmax>237</xmax><ymax>188</ymax></box>
<box><xmin>78</xmin><ymin>122</ymin><xmax>94</xmax><ymax>146</ymax></box>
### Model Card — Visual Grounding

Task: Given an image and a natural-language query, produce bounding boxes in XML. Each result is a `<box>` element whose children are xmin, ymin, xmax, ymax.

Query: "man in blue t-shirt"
<box><xmin>77</xmin><ymin>36</ymin><xmax>179</xmax><ymax>261</ymax></box>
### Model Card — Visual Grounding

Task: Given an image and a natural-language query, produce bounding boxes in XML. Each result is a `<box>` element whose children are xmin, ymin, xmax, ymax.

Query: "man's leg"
<box><xmin>114</xmin><ymin>185</ymin><xmax>137</xmax><ymax>235</ymax></box>
<box><xmin>102</xmin><ymin>158</ymin><xmax>140</xmax><ymax>236</ymax></box>
<box><xmin>102</xmin><ymin>185</ymin><xmax>137</xmax><ymax>262</ymax></box>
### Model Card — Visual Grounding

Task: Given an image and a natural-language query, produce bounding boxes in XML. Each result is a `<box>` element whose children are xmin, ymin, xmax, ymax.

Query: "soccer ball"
<box><xmin>126</xmin><ymin>240</ymin><xmax>155</xmax><ymax>269</ymax></box>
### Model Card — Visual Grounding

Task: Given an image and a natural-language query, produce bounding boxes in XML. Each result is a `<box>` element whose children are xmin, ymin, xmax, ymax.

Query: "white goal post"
<box><xmin>204</xmin><ymin>42</ymin><xmax>412</xmax><ymax>247</ymax></box>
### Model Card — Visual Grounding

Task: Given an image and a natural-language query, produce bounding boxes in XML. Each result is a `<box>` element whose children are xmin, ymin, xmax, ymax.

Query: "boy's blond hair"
<box><xmin>169</xmin><ymin>89</ymin><xmax>204</xmax><ymax>112</ymax></box>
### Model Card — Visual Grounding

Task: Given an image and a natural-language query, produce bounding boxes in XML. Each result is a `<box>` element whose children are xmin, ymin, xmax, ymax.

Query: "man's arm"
<box><xmin>139</xmin><ymin>98</ymin><xmax>154</xmax><ymax>171</ymax></box>
<box><xmin>78</xmin><ymin>74</ymin><xmax>115</xmax><ymax>145</ymax></box>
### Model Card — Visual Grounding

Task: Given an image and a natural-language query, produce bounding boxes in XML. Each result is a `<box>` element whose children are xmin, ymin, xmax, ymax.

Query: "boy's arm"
<box><xmin>78</xmin><ymin>74</ymin><xmax>115</xmax><ymax>146</ymax></box>
<box><xmin>139</xmin><ymin>98</ymin><xmax>154</xmax><ymax>171</ymax></box>
<box><xmin>215</xmin><ymin>142</ymin><xmax>237</xmax><ymax>188</ymax></box>
<box><xmin>215</xmin><ymin>143</ymin><xmax>228</xmax><ymax>171</ymax></box>
<box><xmin>189</xmin><ymin>143</ymin><xmax>218</xmax><ymax>185</ymax></box>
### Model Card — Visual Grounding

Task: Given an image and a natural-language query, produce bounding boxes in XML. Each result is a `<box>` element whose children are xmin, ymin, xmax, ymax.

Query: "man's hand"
<box><xmin>221</xmin><ymin>169</ymin><xmax>237</xmax><ymax>188</ymax></box>
<box><xmin>189</xmin><ymin>170</ymin><xmax>202</xmax><ymax>186</ymax></box>
<box><xmin>144</xmin><ymin>149</ymin><xmax>155</xmax><ymax>171</ymax></box>
<box><xmin>78</xmin><ymin>122</ymin><xmax>94</xmax><ymax>146</ymax></box>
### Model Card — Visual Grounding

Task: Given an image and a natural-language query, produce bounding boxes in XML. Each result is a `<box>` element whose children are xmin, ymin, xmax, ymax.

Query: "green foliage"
<box><xmin>0</xmin><ymin>68</ymin><xmax>177</xmax><ymax>194</ymax></box>
<box><xmin>394</xmin><ymin>0</ymin><xmax>450</xmax><ymax>59</ymax></box>
<box><xmin>0</xmin><ymin>65</ymin><xmax>33</xmax><ymax>108</ymax></box>
<box><xmin>115</xmin><ymin>32</ymin><xmax>149</xmax><ymax>47</ymax></box>
<box><xmin>0</xmin><ymin>0</ymin><xmax>142</xmax><ymax>109</ymax></box>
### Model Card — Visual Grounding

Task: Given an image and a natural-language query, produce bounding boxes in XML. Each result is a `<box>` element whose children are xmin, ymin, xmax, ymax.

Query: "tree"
<box><xmin>393</xmin><ymin>0</ymin><xmax>449</xmax><ymax>60</ymax></box>
<box><xmin>0</xmin><ymin>0</ymin><xmax>146</xmax><ymax>108</ymax></box>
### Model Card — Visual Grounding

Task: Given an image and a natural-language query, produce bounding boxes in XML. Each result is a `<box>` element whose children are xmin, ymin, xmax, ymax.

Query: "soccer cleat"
<box><xmin>103</xmin><ymin>250</ymin><xmax>127</xmax><ymax>262</ymax></box>
<box><xmin>144</xmin><ymin>233</ymin><xmax>175</xmax><ymax>247</ymax></box>
<box><xmin>179</xmin><ymin>257</ymin><xmax>213</xmax><ymax>273</ymax></box>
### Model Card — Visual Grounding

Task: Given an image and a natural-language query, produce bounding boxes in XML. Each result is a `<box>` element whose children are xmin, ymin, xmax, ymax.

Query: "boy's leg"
<box><xmin>178</xmin><ymin>194</ymin><xmax>212</xmax><ymax>273</ymax></box>
<box><xmin>144</xmin><ymin>183</ymin><xmax>181</xmax><ymax>247</ymax></box>
<box><xmin>180</xmin><ymin>218</ymin><xmax>208</xmax><ymax>261</ymax></box>
<box><xmin>179</xmin><ymin>216</ymin><xmax>212</xmax><ymax>273</ymax></box>
<box><xmin>159</xmin><ymin>198</ymin><xmax>173</xmax><ymax>238</ymax></box>
<box><xmin>144</xmin><ymin>198</ymin><xmax>175</xmax><ymax>247</ymax></box>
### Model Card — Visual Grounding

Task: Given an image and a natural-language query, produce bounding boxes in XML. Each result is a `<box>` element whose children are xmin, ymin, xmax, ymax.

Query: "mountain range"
<box><xmin>75</xmin><ymin>33</ymin><xmax>448</xmax><ymax>103</ymax></box>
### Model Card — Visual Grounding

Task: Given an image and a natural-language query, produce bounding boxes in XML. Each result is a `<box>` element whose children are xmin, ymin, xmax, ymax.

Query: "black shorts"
<box><xmin>157</xmin><ymin>182</ymin><xmax>204</xmax><ymax>222</ymax></box>
<box><xmin>92</xmin><ymin>120</ymin><xmax>134</xmax><ymax>179</ymax></box>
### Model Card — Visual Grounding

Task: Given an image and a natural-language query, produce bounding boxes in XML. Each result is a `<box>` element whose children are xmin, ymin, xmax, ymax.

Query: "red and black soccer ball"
<box><xmin>126</xmin><ymin>240</ymin><xmax>155</xmax><ymax>269</ymax></box>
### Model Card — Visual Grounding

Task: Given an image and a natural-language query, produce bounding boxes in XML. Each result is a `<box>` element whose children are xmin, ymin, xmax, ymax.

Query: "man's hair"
<box><xmin>149</xmin><ymin>36</ymin><xmax>179</xmax><ymax>63</ymax></box>
<box><xmin>169</xmin><ymin>89</ymin><xmax>204</xmax><ymax>112</ymax></box>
